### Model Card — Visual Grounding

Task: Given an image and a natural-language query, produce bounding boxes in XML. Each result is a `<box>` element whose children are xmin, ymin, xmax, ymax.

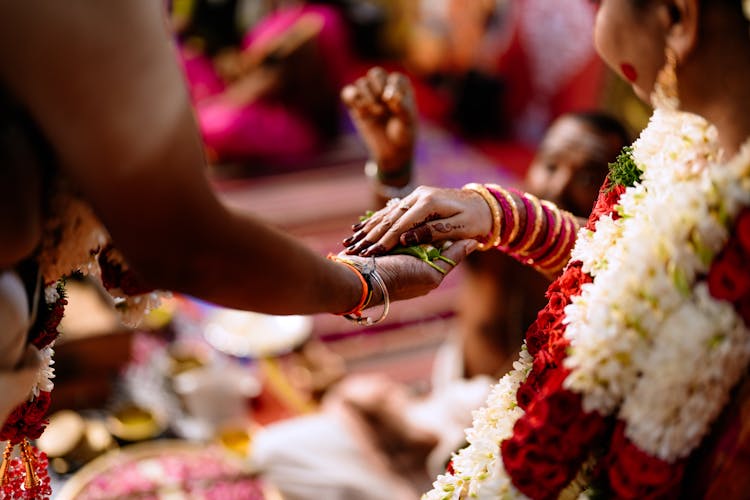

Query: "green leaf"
<box><xmin>607</xmin><ymin>146</ymin><xmax>641</xmax><ymax>190</ymax></box>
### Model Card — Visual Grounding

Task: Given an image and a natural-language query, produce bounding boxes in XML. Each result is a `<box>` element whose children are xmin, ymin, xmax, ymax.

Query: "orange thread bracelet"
<box><xmin>327</xmin><ymin>254</ymin><xmax>372</xmax><ymax>316</ymax></box>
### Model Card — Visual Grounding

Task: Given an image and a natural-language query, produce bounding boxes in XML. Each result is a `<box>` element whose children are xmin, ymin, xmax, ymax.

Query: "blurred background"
<box><xmin>44</xmin><ymin>1</ymin><xmax>652</xmax><ymax>498</ymax></box>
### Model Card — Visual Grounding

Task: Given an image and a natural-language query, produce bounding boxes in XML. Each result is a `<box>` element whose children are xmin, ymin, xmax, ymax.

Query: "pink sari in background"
<box><xmin>179</xmin><ymin>4</ymin><xmax>353</xmax><ymax>167</ymax></box>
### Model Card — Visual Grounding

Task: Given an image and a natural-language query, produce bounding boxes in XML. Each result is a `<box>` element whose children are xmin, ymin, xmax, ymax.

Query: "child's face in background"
<box><xmin>525</xmin><ymin>116</ymin><xmax>621</xmax><ymax>217</ymax></box>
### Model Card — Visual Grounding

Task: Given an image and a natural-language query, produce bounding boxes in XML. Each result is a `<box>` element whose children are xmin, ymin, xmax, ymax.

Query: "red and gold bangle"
<box><xmin>486</xmin><ymin>184</ymin><xmax>520</xmax><ymax>246</ymax></box>
<box><xmin>532</xmin><ymin>217</ymin><xmax>571</xmax><ymax>273</ymax></box>
<box><xmin>463</xmin><ymin>183</ymin><xmax>503</xmax><ymax>250</ymax></box>
<box><xmin>508</xmin><ymin>190</ymin><xmax>544</xmax><ymax>255</ymax></box>
<box><xmin>523</xmin><ymin>200</ymin><xmax>564</xmax><ymax>264</ymax></box>
<box><xmin>327</xmin><ymin>254</ymin><xmax>372</xmax><ymax>316</ymax></box>
<box><xmin>534</xmin><ymin>211</ymin><xmax>579</xmax><ymax>273</ymax></box>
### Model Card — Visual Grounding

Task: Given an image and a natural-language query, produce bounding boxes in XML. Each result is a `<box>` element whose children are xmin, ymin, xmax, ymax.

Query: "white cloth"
<box><xmin>251</xmin><ymin>409</ymin><xmax>418</xmax><ymax>500</ymax></box>
<box><xmin>0</xmin><ymin>270</ymin><xmax>40</xmax><ymax>424</ymax></box>
<box><xmin>409</xmin><ymin>339</ymin><xmax>493</xmax><ymax>477</ymax></box>
<box><xmin>250</xmin><ymin>337</ymin><xmax>493</xmax><ymax>499</ymax></box>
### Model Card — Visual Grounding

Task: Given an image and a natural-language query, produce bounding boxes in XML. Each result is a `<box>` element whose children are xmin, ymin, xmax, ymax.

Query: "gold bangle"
<box><xmin>463</xmin><ymin>183</ymin><xmax>502</xmax><ymax>250</ymax></box>
<box><xmin>536</xmin><ymin>211</ymin><xmax>578</xmax><ymax>272</ymax></box>
<box><xmin>541</xmin><ymin>200</ymin><xmax>564</xmax><ymax>244</ymax></box>
<box><xmin>515</xmin><ymin>193</ymin><xmax>545</xmax><ymax>255</ymax></box>
<box><xmin>487</xmin><ymin>184</ymin><xmax>520</xmax><ymax>246</ymax></box>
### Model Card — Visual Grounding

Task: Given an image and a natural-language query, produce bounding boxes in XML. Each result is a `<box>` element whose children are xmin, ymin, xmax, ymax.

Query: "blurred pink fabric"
<box><xmin>179</xmin><ymin>4</ymin><xmax>352</xmax><ymax>166</ymax></box>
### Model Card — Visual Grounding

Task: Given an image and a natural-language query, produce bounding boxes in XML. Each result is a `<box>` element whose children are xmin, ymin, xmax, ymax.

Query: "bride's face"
<box><xmin>592</xmin><ymin>0</ymin><xmax>667</xmax><ymax>103</ymax></box>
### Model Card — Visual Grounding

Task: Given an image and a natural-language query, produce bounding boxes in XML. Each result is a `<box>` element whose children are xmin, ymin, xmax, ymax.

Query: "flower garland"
<box><xmin>0</xmin><ymin>282</ymin><xmax>66</xmax><ymax>499</ymax></box>
<box><xmin>423</xmin><ymin>109</ymin><xmax>750</xmax><ymax>499</ymax></box>
<box><xmin>1</xmin><ymin>191</ymin><xmax>161</xmax><ymax>498</ymax></box>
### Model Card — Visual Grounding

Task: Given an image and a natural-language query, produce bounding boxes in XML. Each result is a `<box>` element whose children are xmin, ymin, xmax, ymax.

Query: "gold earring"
<box><xmin>652</xmin><ymin>46</ymin><xmax>679</xmax><ymax>110</ymax></box>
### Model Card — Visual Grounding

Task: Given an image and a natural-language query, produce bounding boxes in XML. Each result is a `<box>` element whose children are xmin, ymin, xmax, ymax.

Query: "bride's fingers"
<box><xmin>359</xmin><ymin>199</ymin><xmax>444</xmax><ymax>256</ymax></box>
<box><xmin>346</xmin><ymin>199</ymin><xmax>414</xmax><ymax>255</ymax></box>
<box><xmin>344</xmin><ymin>204</ymin><xmax>398</xmax><ymax>254</ymax></box>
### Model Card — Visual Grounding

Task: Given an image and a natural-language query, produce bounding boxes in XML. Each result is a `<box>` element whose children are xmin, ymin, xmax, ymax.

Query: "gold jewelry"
<box><xmin>487</xmin><ymin>184</ymin><xmax>520</xmax><ymax>246</ymax></box>
<box><xmin>463</xmin><ymin>183</ymin><xmax>502</xmax><ymax>250</ymax></box>
<box><xmin>542</xmin><ymin>200</ymin><xmax>563</xmax><ymax>243</ymax></box>
<box><xmin>515</xmin><ymin>193</ymin><xmax>544</xmax><ymax>255</ymax></box>
<box><xmin>652</xmin><ymin>46</ymin><xmax>679</xmax><ymax>111</ymax></box>
<box><xmin>536</xmin><ymin>211</ymin><xmax>578</xmax><ymax>273</ymax></box>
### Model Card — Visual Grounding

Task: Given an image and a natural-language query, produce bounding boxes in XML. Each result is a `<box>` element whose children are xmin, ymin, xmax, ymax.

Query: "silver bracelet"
<box><xmin>365</xmin><ymin>160</ymin><xmax>416</xmax><ymax>200</ymax></box>
<box><xmin>342</xmin><ymin>256</ymin><xmax>390</xmax><ymax>326</ymax></box>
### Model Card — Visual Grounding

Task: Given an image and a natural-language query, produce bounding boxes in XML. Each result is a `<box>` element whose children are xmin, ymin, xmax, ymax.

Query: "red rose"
<box><xmin>736</xmin><ymin>208</ymin><xmax>750</xmax><ymax>254</ymax></box>
<box><xmin>587</xmin><ymin>182</ymin><xmax>625</xmax><ymax>231</ymax></box>
<box><xmin>505</xmin><ymin>440</ymin><xmax>574</xmax><ymax>499</ymax></box>
<box><xmin>737</xmin><ymin>293</ymin><xmax>750</xmax><ymax>326</ymax></box>
<box><xmin>708</xmin><ymin>245</ymin><xmax>750</xmax><ymax>302</ymax></box>
<box><xmin>0</xmin><ymin>392</ymin><xmax>51</xmax><ymax>443</ymax></box>
<box><xmin>501</xmin><ymin>437</ymin><xmax>525</xmax><ymax>472</ymax></box>
<box><xmin>510</xmin><ymin>473</ymin><xmax>551</xmax><ymax>500</ymax></box>
<box><xmin>524</xmin><ymin>447</ymin><xmax>569</xmax><ymax>488</ymax></box>
<box><xmin>547</xmin><ymin>292</ymin><xmax>569</xmax><ymax>315</ymax></box>
<box><xmin>535</xmin><ymin>310</ymin><xmax>563</xmax><ymax>332</ymax></box>
<box><xmin>526</xmin><ymin>324</ymin><xmax>547</xmax><ymax>356</ymax></box>
<box><xmin>566</xmin><ymin>411</ymin><xmax>607</xmax><ymax>447</ymax></box>
<box><xmin>606</xmin><ymin>423</ymin><xmax>684</xmax><ymax>498</ymax></box>
<box><xmin>25</xmin><ymin>391</ymin><xmax>52</xmax><ymax>422</ymax></box>
<box><xmin>548</xmin><ymin>262</ymin><xmax>590</xmax><ymax>298</ymax></box>
<box><xmin>517</xmin><ymin>380</ymin><xmax>538</xmax><ymax>411</ymax></box>
<box><xmin>543</xmin><ymin>389</ymin><xmax>581</xmax><ymax>428</ymax></box>
<box><xmin>512</xmin><ymin>415</ymin><xmax>534</xmax><ymax>442</ymax></box>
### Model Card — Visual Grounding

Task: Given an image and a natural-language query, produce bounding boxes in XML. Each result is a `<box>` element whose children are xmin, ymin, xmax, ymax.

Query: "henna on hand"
<box><xmin>433</xmin><ymin>222</ymin><xmax>463</xmax><ymax>234</ymax></box>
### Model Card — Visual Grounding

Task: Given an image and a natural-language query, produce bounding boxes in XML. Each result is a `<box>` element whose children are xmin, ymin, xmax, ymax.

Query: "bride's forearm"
<box><xmin>482</xmin><ymin>185</ymin><xmax>580</xmax><ymax>276</ymax></box>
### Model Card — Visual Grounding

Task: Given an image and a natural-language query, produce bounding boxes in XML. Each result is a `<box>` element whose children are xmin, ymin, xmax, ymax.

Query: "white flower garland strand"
<box><xmin>30</xmin><ymin>284</ymin><xmax>62</xmax><ymax>399</ymax></box>
<box><xmin>564</xmin><ymin>109</ymin><xmax>750</xmax><ymax>461</ymax></box>
<box><xmin>423</xmin><ymin>347</ymin><xmax>532</xmax><ymax>500</ymax></box>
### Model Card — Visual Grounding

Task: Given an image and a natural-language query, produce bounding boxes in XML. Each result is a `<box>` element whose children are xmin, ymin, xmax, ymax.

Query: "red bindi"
<box><xmin>620</xmin><ymin>63</ymin><xmax>638</xmax><ymax>83</ymax></box>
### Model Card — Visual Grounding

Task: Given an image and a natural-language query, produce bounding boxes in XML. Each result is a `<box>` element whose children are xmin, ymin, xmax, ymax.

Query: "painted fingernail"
<box><xmin>346</xmin><ymin>244</ymin><xmax>357</xmax><ymax>254</ymax></box>
<box><xmin>352</xmin><ymin>240</ymin><xmax>372</xmax><ymax>255</ymax></box>
<box><xmin>344</xmin><ymin>231</ymin><xmax>365</xmax><ymax>246</ymax></box>
<box><xmin>352</xmin><ymin>222</ymin><xmax>364</xmax><ymax>231</ymax></box>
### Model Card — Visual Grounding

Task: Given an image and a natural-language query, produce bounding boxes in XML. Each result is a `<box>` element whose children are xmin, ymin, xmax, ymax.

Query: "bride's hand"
<box><xmin>343</xmin><ymin>186</ymin><xmax>492</xmax><ymax>257</ymax></box>
<box><xmin>342</xmin><ymin>238</ymin><xmax>478</xmax><ymax>303</ymax></box>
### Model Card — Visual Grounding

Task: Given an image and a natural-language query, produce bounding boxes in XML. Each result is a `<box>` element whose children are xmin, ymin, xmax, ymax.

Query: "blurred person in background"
<box><xmin>173</xmin><ymin>0</ymin><xmax>354</xmax><ymax>167</ymax></box>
